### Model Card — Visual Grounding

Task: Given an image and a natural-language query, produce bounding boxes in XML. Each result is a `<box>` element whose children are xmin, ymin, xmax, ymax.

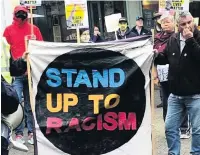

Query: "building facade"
<box><xmin>11</xmin><ymin>0</ymin><xmax>200</xmax><ymax>42</ymax></box>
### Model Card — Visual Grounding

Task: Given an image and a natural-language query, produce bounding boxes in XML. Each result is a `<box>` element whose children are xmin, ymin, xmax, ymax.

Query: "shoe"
<box><xmin>180</xmin><ymin>132</ymin><xmax>191</xmax><ymax>139</ymax></box>
<box><xmin>28</xmin><ymin>133</ymin><xmax>34</xmax><ymax>145</ymax></box>
<box><xmin>15</xmin><ymin>135</ymin><xmax>25</xmax><ymax>144</ymax></box>
<box><xmin>156</xmin><ymin>103</ymin><xmax>163</xmax><ymax>108</ymax></box>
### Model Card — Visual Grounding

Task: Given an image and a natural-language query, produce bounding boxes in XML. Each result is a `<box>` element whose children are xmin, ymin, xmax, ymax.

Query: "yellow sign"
<box><xmin>65</xmin><ymin>0</ymin><xmax>89</xmax><ymax>29</ymax></box>
<box><xmin>171</xmin><ymin>0</ymin><xmax>184</xmax><ymax>11</ymax></box>
<box><xmin>66</xmin><ymin>4</ymin><xmax>85</xmax><ymax>27</ymax></box>
<box><xmin>159</xmin><ymin>0</ymin><xmax>189</xmax><ymax>12</ymax></box>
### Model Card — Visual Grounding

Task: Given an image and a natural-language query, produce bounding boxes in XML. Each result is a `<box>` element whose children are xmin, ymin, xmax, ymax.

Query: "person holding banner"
<box><xmin>116</xmin><ymin>17</ymin><xmax>137</xmax><ymax>40</ymax></box>
<box><xmin>3</xmin><ymin>5</ymin><xmax>43</xmax><ymax>145</ymax></box>
<box><xmin>155</xmin><ymin>11</ymin><xmax>200</xmax><ymax>155</ymax></box>
<box><xmin>154</xmin><ymin>14</ymin><xmax>191</xmax><ymax>139</ymax></box>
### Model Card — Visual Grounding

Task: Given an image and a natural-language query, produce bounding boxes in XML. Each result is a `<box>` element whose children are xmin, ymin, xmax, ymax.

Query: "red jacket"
<box><xmin>3</xmin><ymin>6</ymin><xmax>43</xmax><ymax>60</ymax></box>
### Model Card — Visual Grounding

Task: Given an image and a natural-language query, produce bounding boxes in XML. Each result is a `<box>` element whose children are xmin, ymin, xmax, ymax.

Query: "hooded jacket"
<box><xmin>117</xmin><ymin>27</ymin><xmax>137</xmax><ymax>40</ymax></box>
<box><xmin>3</xmin><ymin>6</ymin><xmax>43</xmax><ymax>60</ymax></box>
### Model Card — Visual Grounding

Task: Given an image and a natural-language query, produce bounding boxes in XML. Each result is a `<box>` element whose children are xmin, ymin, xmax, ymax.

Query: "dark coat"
<box><xmin>90</xmin><ymin>35</ymin><xmax>104</xmax><ymax>43</ymax></box>
<box><xmin>1</xmin><ymin>76</ymin><xmax>19</xmax><ymax>115</ymax></box>
<box><xmin>155</xmin><ymin>28</ymin><xmax>200</xmax><ymax>96</ymax></box>
<box><xmin>132</xmin><ymin>26</ymin><xmax>152</xmax><ymax>36</ymax></box>
<box><xmin>10</xmin><ymin>58</ymin><xmax>27</xmax><ymax>76</ymax></box>
<box><xmin>117</xmin><ymin>27</ymin><xmax>137</xmax><ymax>40</ymax></box>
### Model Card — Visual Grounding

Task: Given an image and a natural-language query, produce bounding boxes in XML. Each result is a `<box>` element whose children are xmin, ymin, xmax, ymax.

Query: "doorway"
<box><xmin>88</xmin><ymin>1</ymin><xmax>103</xmax><ymax>36</ymax></box>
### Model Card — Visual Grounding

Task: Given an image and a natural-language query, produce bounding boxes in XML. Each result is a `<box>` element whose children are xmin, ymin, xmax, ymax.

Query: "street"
<box><xmin>9</xmin><ymin>88</ymin><xmax>191</xmax><ymax>155</ymax></box>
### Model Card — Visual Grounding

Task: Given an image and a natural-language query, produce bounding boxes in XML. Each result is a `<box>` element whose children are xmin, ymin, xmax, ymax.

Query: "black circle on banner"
<box><xmin>35</xmin><ymin>48</ymin><xmax>146</xmax><ymax>155</ymax></box>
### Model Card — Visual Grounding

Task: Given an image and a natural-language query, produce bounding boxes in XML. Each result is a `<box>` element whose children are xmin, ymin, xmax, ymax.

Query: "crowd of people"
<box><xmin>1</xmin><ymin>4</ymin><xmax>200</xmax><ymax>155</ymax></box>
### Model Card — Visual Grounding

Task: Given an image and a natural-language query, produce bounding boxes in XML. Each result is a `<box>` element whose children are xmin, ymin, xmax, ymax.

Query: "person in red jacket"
<box><xmin>3</xmin><ymin>5</ymin><xmax>43</xmax><ymax>60</ymax></box>
<box><xmin>3</xmin><ymin>5</ymin><xmax>43</xmax><ymax>145</ymax></box>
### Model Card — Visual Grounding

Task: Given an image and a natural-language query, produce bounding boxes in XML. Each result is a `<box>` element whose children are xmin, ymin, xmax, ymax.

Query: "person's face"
<box><xmin>80</xmin><ymin>30</ymin><xmax>90</xmax><ymax>43</ymax></box>
<box><xmin>136</xmin><ymin>19</ymin><xmax>143</xmax><ymax>27</ymax></box>
<box><xmin>94</xmin><ymin>27</ymin><xmax>99</xmax><ymax>32</ymax></box>
<box><xmin>161</xmin><ymin>17</ymin><xmax>174</xmax><ymax>33</ymax></box>
<box><xmin>94</xmin><ymin>27</ymin><xmax>100</xmax><ymax>35</ymax></box>
<box><xmin>178</xmin><ymin>15</ymin><xmax>194</xmax><ymax>33</ymax></box>
<box><xmin>15</xmin><ymin>10</ymin><xmax>28</xmax><ymax>21</ymax></box>
<box><xmin>119</xmin><ymin>22</ymin><xmax>128</xmax><ymax>31</ymax></box>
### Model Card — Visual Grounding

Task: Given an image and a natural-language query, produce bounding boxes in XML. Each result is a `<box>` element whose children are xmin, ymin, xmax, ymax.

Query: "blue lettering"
<box><xmin>109</xmin><ymin>68</ymin><xmax>125</xmax><ymax>87</ymax></box>
<box><xmin>61</xmin><ymin>69</ymin><xmax>77</xmax><ymax>87</ymax></box>
<box><xmin>74</xmin><ymin>70</ymin><xmax>92</xmax><ymax>87</ymax></box>
<box><xmin>93</xmin><ymin>69</ymin><xmax>108</xmax><ymax>88</ymax></box>
<box><xmin>46</xmin><ymin>68</ymin><xmax>61</xmax><ymax>87</ymax></box>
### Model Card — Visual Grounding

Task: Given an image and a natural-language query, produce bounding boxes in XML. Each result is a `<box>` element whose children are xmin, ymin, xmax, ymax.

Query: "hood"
<box><xmin>13</xmin><ymin>6</ymin><xmax>29</xmax><ymax>26</ymax></box>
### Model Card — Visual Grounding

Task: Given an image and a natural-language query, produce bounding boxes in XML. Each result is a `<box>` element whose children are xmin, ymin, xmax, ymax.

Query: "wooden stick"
<box><xmin>76</xmin><ymin>26</ymin><xmax>81</xmax><ymax>43</ymax></box>
<box><xmin>151</xmin><ymin>29</ymin><xmax>156</xmax><ymax>155</ymax></box>
<box><xmin>151</xmin><ymin>65</ymin><xmax>156</xmax><ymax>155</ymax></box>
<box><xmin>25</xmin><ymin>37</ymin><xmax>35</xmax><ymax>113</ymax></box>
<box><xmin>29</xmin><ymin>2</ymin><xmax>34</xmax><ymax>36</ymax></box>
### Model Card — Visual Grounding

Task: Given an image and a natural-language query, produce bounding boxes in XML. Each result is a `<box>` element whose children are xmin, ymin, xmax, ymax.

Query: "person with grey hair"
<box><xmin>154</xmin><ymin>13</ymin><xmax>191</xmax><ymax>139</ymax></box>
<box><xmin>155</xmin><ymin>11</ymin><xmax>200</xmax><ymax>155</ymax></box>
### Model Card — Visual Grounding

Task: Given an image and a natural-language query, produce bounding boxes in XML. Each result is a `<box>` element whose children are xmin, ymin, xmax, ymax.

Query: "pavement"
<box><xmin>9</xmin><ymin>89</ymin><xmax>191</xmax><ymax>155</ymax></box>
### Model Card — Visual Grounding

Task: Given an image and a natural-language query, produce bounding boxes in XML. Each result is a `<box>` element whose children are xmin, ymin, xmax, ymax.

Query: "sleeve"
<box><xmin>185</xmin><ymin>37</ymin><xmax>200</xmax><ymax>60</ymax></box>
<box><xmin>1</xmin><ymin>78</ymin><xmax>19</xmax><ymax>115</ymax></box>
<box><xmin>3</xmin><ymin>27</ymin><xmax>11</xmax><ymax>44</ymax></box>
<box><xmin>148</xmin><ymin>30</ymin><xmax>152</xmax><ymax>35</ymax></box>
<box><xmin>153</xmin><ymin>35</ymin><xmax>159</xmax><ymax>49</ymax></box>
<box><xmin>35</xmin><ymin>27</ymin><xmax>43</xmax><ymax>41</ymax></box>
<box><xmin>91</xmin><ymin>35</ymin><xmax>98</xmax><ymax>42</ymax></box>
<box><xmin>10</xmin><ymin>58</ymin><xmax>27</xmax><ymax>76</ymax></box>
<box><xmin>154</xmin><ymin>42</ymin><xmax>169</xmax><ymax>65</ymax></box>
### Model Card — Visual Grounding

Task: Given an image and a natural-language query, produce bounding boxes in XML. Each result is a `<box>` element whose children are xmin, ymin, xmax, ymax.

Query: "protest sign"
<box><xmin>28</xmin><ymin>37</ymin><xmax>154</xmax><ymax>155</ymax></box>
<box><xmin>159</xmin><ymin>0</ymin><xmax>189</xmax><ymax>12</ymax></box>
<box><xmin>105</xmin><ymin>13</ymin><xmax>122</xmax><ymax>33</ymax></box>
<box><xmin>157</xmin><ymin>64</ymin><xmax>169</xmax><ymax>82</ymax></box>
<box><xmin>65</xmin><ymin>0</ymin><xmax>89</xmax><ymax>29</ymax></box>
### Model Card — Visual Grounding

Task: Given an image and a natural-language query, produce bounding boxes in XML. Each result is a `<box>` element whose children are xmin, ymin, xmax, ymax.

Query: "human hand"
<box><xmin>22</xmin><ymin>51</ymin><xmax>29</xmax><ymax>61</ymax></box>
<box><xmin>182</xmin><ymin>28</ymin><xmax>193</xmax><ymax>40</ymax></box>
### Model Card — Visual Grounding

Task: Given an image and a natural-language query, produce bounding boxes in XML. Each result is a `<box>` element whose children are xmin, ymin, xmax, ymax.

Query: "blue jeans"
<box><xmin>12</xmin><ymin>76</ymin><xmax>33</xmax><ymax>135</ymax></box>
<box><xmin>165</xmin><ymin>93</ymin><xmax>200</xmax><ymax>155</ymax></box>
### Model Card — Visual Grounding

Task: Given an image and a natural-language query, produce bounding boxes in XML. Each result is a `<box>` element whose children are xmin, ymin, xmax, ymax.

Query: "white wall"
<box><xmin>0</xmin><ymin>0</ymin><xmax>13</xmax><ymax>36</ymax></box>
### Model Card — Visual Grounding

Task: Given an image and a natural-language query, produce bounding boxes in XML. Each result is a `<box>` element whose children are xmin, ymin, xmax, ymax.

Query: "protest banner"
<box><xmin>28</xmin><ymin>37</ymin><xmax>154</xmax><ymax>155</ymax></box>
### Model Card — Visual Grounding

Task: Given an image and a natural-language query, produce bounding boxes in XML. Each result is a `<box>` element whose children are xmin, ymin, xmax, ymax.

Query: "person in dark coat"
<box><xmin>132</xmin><ymin>16</ymin><xmax>152</xmax><ymax>36</ymax></box>
<box><xmin>154</xmin><ymin>14</ymin><xmax>191</xmax><ymax>138</ymax></box>
<box><xmin>155</xmin><ymin>11</ymin><xmax>200</xmax><ymax>154</ymax></box>
<box><xmin>90</xmin><ymin>26</ymin><xmax>104</xmax><ymax>43</ymax></box>
<box><xmin>1</xmin><ymin>52</ymin><xmax>27</xmax><ymax>155</ymax></box>
<box><xmin>116</xmin><ymin>17</ymin><xmax>137</xmax><ymax>40</ymax></box>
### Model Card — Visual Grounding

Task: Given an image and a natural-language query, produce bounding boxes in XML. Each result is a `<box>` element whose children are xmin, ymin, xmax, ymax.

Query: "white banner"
<box><xmin>29</xmin><ymin>38</ymin><xmax>154</xmax><ymax>155</ymax></box>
